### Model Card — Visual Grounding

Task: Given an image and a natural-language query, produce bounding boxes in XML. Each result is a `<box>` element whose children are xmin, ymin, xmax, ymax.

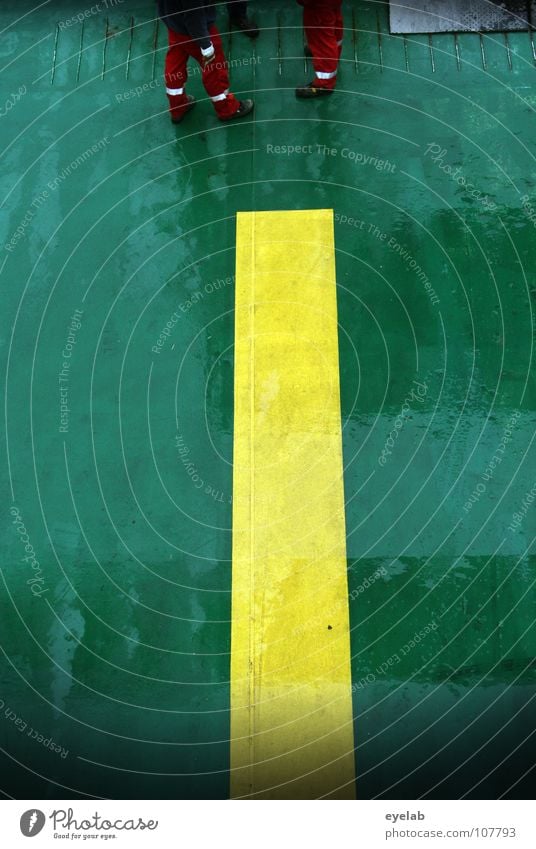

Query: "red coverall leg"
<box><xmin>164</xmin><ymin>25</ymin><xmax>240</xmax><ymax>120</ymax></box>
<box><xmin>302</xmin><ymin>0</ymin><xmax>344</xmax><ymax>90</ymax></box>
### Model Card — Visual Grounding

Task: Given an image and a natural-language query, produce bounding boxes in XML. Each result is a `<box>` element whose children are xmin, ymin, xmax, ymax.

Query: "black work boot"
<box><xmin>229</xmin><ymin>14</ymin><xmax>259</xmax><ymax>39</ymax></box>
<box><xmin>220</xmin><ymin>99</ymin><xmax>255</xmax><ymax>121</ymax></box>
<box><xmin>295</xmin><ymin>84</ymin><xmax>334</xmax><ymax>98</ymax></box>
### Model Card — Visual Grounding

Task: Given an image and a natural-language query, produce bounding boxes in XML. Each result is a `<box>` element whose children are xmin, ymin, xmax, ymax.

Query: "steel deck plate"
<box><xmin>390</xmin><ymin>0</ymin><xmax>536</xmax><ymax>33</ymax></box>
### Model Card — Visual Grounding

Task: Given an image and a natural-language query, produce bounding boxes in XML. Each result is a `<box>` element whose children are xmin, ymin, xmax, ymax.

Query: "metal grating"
<box><xmin>389</xmin><ymin>0</ymin><xmax>536</xmax><ymax>33</ymax></box>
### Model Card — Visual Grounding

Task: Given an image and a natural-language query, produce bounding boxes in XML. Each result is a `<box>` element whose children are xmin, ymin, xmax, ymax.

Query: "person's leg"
<box><xmin>302</xmin><ymin>0</ymin><xmax>341</xmax><ymax>91</ymax></box>
<box><xmin>198</xmin><ymin>26</ymin><xmax>242</xmax><ymax>119</ymax></box>
<box><xmin>227</xmin><ymin>1</ymin><xmax>259</xmax><ymax>38</ymax></box>
<box><xmin>164</xmin><ymin>29</ymin><xmax>191</xmax><ymax>120</ymax></box>
<box><xmin>228</xmin><ymin>1</ymin><xmax>248</xmax><ymax>21</ymax></box>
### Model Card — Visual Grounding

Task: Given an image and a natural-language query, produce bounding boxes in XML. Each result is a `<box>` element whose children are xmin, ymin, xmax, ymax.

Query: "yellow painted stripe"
<box><xmin>230</xmin><ymin>209</ymin><xmax>355</xmax><ymax>800</ymax></box>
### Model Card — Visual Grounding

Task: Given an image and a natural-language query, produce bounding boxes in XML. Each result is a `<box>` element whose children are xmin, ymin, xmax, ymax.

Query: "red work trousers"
<box><xmin>164</xmin><ymin>26</ymin><xmax>240</xmax><ymax>120</ymax></box>
<box><xmin>301</xmin><ymin>0</ymin><xmax>343</xmax><ymax>90</ymax></box>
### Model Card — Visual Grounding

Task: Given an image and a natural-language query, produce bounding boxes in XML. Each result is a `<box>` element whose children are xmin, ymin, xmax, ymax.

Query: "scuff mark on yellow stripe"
<box><xmin>230</xmin><ymin>210</ymin><xmax>355</xmax><ymax>800</ymax></box>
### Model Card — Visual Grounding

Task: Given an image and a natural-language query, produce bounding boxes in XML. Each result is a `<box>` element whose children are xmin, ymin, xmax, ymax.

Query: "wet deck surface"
<box><xmin>1</xmin><ymin>0</ymin><xmax>536</xmax><ymax>799</ymax></box>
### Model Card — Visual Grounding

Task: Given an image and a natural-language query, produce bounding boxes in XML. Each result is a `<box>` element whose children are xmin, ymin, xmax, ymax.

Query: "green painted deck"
<box><xmin>1</xmin><ymin>0</ymin><xmax>536</xmax><ymax>799</ymax></box>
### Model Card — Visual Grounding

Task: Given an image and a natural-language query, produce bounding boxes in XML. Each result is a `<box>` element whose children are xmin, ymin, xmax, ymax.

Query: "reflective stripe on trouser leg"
<box><xmin>316</xmin><ymin>70</ymin><xmax>337</xmax><ymax>79</ymax></box>
<box><xmin>166</xmin><ymin>87</ymin><xmax>184</xmax><ymax>95</ymax></box>
<box><xmin>211</xmin><ymin>89</ymin><xmax>230</xmax><ymax>102</ymax></box>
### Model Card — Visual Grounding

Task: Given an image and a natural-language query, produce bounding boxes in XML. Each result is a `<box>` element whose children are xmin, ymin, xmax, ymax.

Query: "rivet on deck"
<box><xmin>151</xmin><ymin>18</ymin><xmax>159</xmax><ymax>82</ymax></box>
<box><xmin>125</xmin><ymin>17</ymin><xmax>134</xmax><ymax>80</ymax></box>
<box><xmin>50</xmin><ymin>24</ymin><xmax>59</xmax><ymax>85</ymax></box>
<box><xmin>376</xmin><ymin>10</ymin><xmax>383</xmax><ymax>72</ymax></box>
<box><xmin>529</xmin><ymin>24</ymin><xmax>536</xmax><ymax>64</ymax></box>
<box><xmin>504</xmin><ymin>32</ymin><xmax>512</xmax><ymax>71</ymax></box>
<box><xmin>227</xmin><ymin>27</ymin><xmax>233</xmax><ymax>67</ymax></box>
<box><xmin>276</xmin><ymin>13</ymin><xmax>282</xmax><ymax>76</ymax></box>
<box><xmin>428</xmin><ymin>33</ymin><xmax>435</xmax><ymax>73</ymax></box>
<box><xmin>351</xmin><ymin>9</ymin><xmax>359</xmax><ymax>74</ymax></box>
<box><xmin>479</xmin><ymin>33</ymin><xmax>487</xmax><ymax>71</ymax></box>
<box><xmin>454</xmin><ymin>32</ymin><xmax>461</xmax><ymax>71</ymax></box>
<box><xmin>101</xmin><ymin>17</ymin><xmax>109</xmax><ymax>79</ymax></box>
<box><xmin>76</xmin><ymin>20</ymin><xmax>84</xmax><ymax>84</ymax></box>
